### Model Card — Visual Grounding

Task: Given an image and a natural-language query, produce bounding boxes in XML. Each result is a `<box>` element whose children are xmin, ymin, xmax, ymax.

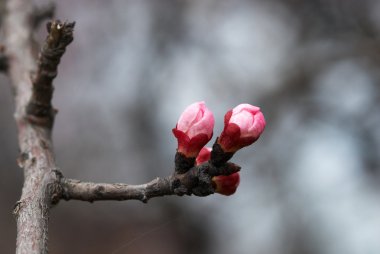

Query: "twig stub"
<box><xmin>26</xmin><ymin>20</ymin><xmax>75</xmax><ymax>125</ymax></box>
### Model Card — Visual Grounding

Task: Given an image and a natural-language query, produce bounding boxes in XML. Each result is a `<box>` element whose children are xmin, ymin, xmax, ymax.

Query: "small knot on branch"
<box><xmin>13</xmin><ymin>200</ymin><xmax>23</xmax><ymax>218</ymax></box>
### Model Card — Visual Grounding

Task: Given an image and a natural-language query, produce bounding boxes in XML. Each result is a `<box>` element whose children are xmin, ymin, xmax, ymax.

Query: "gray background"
<box><xmin>1</xmin><ymin>0</ymin><xmax>380</xmax><ymax>253</ymax></box>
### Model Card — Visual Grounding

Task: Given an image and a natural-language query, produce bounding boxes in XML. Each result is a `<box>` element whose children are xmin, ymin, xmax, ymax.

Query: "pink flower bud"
<box><xmin>173</xmin><ymin>102</ymin><xmax>215</xmax><ymax>158</ymax></box>
<box><xmin>212</xmin><ymin>172</ymin><xmax>240</xmax><ymax>196</ymax></box>
<box><xmin>195</xmin><ymin>147</ymin><xmax>212</xmax><ymax>166</ymax></box>
<box><xmin>218</xmin><ymin>104</ymin><xmax>265</xmax><ymax>152</ymax></box>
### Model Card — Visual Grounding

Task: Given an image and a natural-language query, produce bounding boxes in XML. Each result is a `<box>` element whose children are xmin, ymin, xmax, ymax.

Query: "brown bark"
<box><xmin>61</xmin><ymin>177</ymin><xmax>174</xmax><ymax>203</ymax></box>
<box><xmin>59</xmin><ymin>159</ymin><xmax>240</xmax><ymax>203</ymax></box>
<box><xmin>4</xmin><ymin>1</ymin><xmax>72</xmax><ymax>253</ymax></box>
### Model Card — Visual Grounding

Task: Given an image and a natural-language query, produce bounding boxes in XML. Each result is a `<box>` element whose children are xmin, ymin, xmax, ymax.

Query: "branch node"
<box><xmin>12</xmin><ymin>200</ymin><xmax>23</xmax><ymax>218</ymax></box>
<box><xmin>141</xmin><ymin>194</ymin><xmax>148</xmax><ymax>203</ymax></box>
<box><xmin>16</xmin><ymin>152</ymin><xmax>29</xmax><ymax>168</ymax></box>
<box><xmin>48</xmin><ymin>169</ymin><xmax>64</xmax><ymax>205</ymax></box>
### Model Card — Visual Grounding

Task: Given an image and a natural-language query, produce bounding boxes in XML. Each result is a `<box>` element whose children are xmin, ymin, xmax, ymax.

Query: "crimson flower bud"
<box><xmin>173</xmin><ymin>102</ymin><xmax>214</xmax><ymax>158</ymax></box>
<box><xmin>218</xmin><ymin>104</ymin><xmax>265</xmax><ymax>153</ymax></box>
<box><xmin>212</xmin><ymin>172</ymin><xmax>240</xmax><ymax>196</ymax></box>
<box><xmin>195</xmin><ymin>147</ymin><xmax>212</xmax><ymax>166</ymax></box>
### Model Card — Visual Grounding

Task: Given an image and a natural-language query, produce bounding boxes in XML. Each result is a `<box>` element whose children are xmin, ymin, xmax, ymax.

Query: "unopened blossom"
<box><xmin>173</xmin><ymin>102</ymin><xmax>214</xmax><ymax>158</ymax></box>
<box><xmin>218</xmin><ymin>104</ymin><xmax>265</xmax><ymax>153</ymax></box>
<box><xmin>212</xmin><ymin>172</ymin><xmax>240</xmax><ymax>196</ymax></box>
<box><xmin>195</xmin><ymin>147</ymin><xmax>212</xmax><ymax>166</ymax></box>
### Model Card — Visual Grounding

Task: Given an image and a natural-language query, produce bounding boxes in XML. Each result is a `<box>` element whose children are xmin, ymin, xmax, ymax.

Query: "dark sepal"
<box><xmin>207</xmin><ymin>162</ymin><xmax>241</xmax><ymax>176</ymax></box>
<box><xmin>210</xmin><ymin>140</ymin><xmax>234</xmax><ymax>167</ymax></box>
<box><xmin>174</xmin><ymin>152</ymin><xmax>195</xmax><ymax>174</ymax></box>
<box><xmin>191</xmin><ymin>165</ymin><xmax>214</xmax><ymax>196</ymax></box>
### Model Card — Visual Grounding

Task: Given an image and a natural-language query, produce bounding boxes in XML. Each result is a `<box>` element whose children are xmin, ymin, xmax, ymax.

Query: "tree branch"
<box><xmin>4</xmin><ymin>1</ymin><xmax>73</xmax><ymax>253</ymax></box>
<box><xmin>27</xmin><ymin>20</ymin><xmax>75</xmax><ymax>126</ymax></box>
<box><xmin>61</xmin><ymin>177</ymin><xmax>173</xmax><ymax>203</ymax></box>
<box><xmin>60</xmin><ymin>160</ymin><xmax>241</xmax><ymax>203</ymax></box>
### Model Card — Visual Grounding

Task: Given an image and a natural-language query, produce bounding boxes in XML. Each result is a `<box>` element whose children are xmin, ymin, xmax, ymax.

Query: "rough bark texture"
<box><xmin>61</xmin><ymin>177</ymin><xmax>173</xmax><ymax>203</ymax></box>
<box><xmin>26</xmin><ymin>20</ymin><xmax>74</xmax><ymax>125</ymax></box>
<box><xmin>4</xmin><ymin>1</ymin><xmax>72</xmax><ymax>253</ymax></box>
<box><xmin>5</xmin><ymin>1</ymin><xmax>51</xmax><ymax>253</ymax></box>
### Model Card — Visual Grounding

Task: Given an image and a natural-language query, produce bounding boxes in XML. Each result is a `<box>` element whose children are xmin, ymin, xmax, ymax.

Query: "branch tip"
<box><xmin>46</xmin><ymin>20</ymin><xmax>75</xmax><ymax>48</ymax></box>
<box><xmin>26</xmin><ymin>19</ymin><xmax>75</xmax><ymax>124</ymax></box>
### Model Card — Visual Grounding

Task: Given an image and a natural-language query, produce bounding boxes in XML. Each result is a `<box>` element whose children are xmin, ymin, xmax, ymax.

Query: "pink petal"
<box><xmin>195</xmin><ymin>147</ymin><xmax>212</xmax><ymax>165</ymax></box>
<box><xmin>232</xmin><ymin>104</ymin><xmax>261</xmax><ymax>115</ymax></box>
<box><xmin>177</xmin><ymin>101</ymin><xmax>206</xmax><ymax>133</ymax></box>
<box><xmin>187</xmin><ymin>106</ymin><xmax>214</xmax><ymax>138</ymax></box>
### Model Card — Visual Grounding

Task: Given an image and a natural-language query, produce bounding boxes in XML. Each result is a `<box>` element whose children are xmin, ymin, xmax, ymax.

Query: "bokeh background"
<box><xmin>1</xmin><ymin>0</ymin><xmax>380</xmax><ymax>253</ymax></box>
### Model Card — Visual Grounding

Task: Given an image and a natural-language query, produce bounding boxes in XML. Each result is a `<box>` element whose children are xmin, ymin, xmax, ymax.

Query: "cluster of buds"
<box><xmin>172</xmin><ymin>101</ymin><xmax>265</xmax><ymax>196</ymax></box>
<box><xmin>196</xmin><ymin>147</ymin><xmax>240</xmax><ymax>196</ymax></box>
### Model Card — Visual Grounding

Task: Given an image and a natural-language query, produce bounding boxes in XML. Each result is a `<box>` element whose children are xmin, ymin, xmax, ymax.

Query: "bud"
<box><xmin>218</xmin><ymin>104</ymin><xmax>265</xmax><ymax>153</ymax></box>
<box><xmin>195</xmin><ymin>147</ymin><xmax>212</xmax><ymax>166</ymax></box>
<box><xmin>212</xmin><ymin>172</ymin><xmax>240</xmax><ymax>196</ymax></box>
<box><xmin>173</xmin><ymin>102</ymin><xmax>214</xmax><ymax>158</ymax></box>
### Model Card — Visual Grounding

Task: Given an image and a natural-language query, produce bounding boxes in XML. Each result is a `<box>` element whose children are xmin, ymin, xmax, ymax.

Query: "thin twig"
<box><xmin>60</xmin><ymin>161</ymin><xmax>240</xmax><ymax>203</ymax></box>
<box><xmin>27</xmin><ymin>20</ymin><xmax>75</xmax><ymax>125</ymax></box>
<box><xmin>61</xmin><ymin>177</ymin><xmax>173</xmax><ymax>203</ymax></box>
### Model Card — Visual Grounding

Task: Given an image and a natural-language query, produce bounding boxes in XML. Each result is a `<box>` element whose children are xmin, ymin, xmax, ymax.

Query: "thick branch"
<box><xmin>4</xmin><ymin>1</ymin><xmax>73</xmax><ymax>253</ymax></box>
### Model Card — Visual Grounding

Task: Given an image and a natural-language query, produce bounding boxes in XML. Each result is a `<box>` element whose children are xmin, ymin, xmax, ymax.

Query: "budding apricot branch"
<box><xmin>5</xmin><ymin>10</ymin><xmax>266</xmax><ymax>253</ymax></box>
<box><xmin>171</xmin><ymin>101</ymin><xmax>266</xmax><ymax>196</ymax></box>
<box><xmin>60</xmin><ymin>102</ymin><xmax>266</xmax><ymax>201</ymax></box>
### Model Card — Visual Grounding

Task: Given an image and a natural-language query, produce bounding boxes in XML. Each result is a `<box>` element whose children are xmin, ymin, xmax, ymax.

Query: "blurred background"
<box><xmin>1</xmin><ymin>0</ymin><xmax>380</xmax><ymax>253</ymax></box>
